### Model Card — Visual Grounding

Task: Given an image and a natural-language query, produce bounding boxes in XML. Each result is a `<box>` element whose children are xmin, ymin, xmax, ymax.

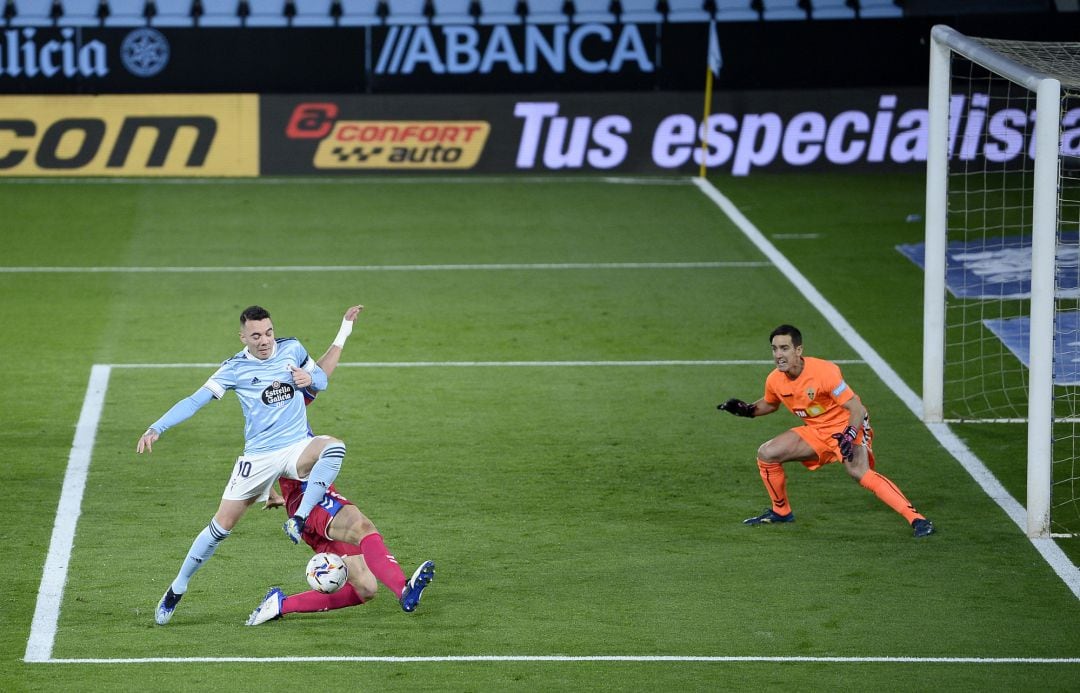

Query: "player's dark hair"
<box><xmin>240</xmin><ymin>305</ymin><xmax>271</xmax><ymax>324</ymax></box>
<box><xmin>770</xmin><ymin>324</ymin><xmax>802</xmax><ymax>347</ymax></box>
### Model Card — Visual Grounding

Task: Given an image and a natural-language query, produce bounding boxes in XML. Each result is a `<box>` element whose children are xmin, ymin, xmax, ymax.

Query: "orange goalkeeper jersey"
<box><xmin>763</xmin><ymin>356</ymin><xmax>856</xmax><ymax>430</ymax></box>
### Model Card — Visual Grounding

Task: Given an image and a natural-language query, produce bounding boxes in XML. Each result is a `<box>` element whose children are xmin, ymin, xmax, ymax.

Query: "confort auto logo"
<box><xmin>0</xmin><ymin>27</ymin><xmax>168</xmax><ymax>79</ymax></box>
<box><xmin>286</xmin><ymin>102</ymin><xmax>490</xmax><ymax>170</ymax></box>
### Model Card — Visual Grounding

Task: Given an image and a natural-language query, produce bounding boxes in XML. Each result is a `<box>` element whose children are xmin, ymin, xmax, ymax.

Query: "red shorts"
<box><xmin>298</xmin><ymin>488</ymin><xmax>362</xmax><ymax>557</ymax></box>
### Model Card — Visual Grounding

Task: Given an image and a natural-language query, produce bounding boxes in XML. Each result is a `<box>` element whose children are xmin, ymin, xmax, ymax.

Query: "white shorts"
<box><xmin>223</xmin><ymin>436</ymin><xmax>326</xmax><ymax>501</ymax></box>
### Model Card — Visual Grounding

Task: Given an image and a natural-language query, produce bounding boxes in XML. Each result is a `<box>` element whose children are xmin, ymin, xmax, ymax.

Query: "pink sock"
<box><xmin>359</xmin><ymin>533</ymin><xmax>407</xmax><ymax>598</ymax></box>
<box><xmin>281</xmin><ymin>583</ymin><xmax>364</xmax><ymax>614</ymax></box>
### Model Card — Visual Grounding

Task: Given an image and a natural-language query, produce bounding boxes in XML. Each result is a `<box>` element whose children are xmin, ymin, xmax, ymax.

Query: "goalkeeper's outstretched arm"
<box><xmin>717</xmin><ymin>398</ymin><xmax>779</xmax><ymax>418</ymax></box>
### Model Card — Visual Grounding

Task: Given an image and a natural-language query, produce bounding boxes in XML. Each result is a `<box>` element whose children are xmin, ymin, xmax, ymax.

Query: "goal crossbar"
<box><xmin>930</xmin><ymin>25</ymin><xmax>1059</xmax><ymax>92</ymax></box>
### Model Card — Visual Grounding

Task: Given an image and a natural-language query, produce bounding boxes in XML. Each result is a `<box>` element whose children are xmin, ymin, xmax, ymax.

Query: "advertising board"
<box><xmin>0</xmin><ymin>94</ymin><xmax>258</xmax><ymax>176</ymax></box>
<box><xmin>261</xmin><ymin>89</ymin><xmax>940</xmax><ymax>176</ymax></box>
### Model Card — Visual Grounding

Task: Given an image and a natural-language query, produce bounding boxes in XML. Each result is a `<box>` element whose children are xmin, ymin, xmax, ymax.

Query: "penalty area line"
<box><xmin>42</xmin><ymin>655</ymin><xmax>1080</xmax><ymax>665</ymax></box>
<box><xmin>25</xmin><ymin>365</ymin><xmax>111</xmax><ymax>664</ymax></box>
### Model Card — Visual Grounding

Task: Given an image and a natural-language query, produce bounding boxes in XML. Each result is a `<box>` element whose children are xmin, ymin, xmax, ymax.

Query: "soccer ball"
<box><xmin>305</xmin><ymin>552</ymin><xmax>348</xmax><ymax>594</ymax></box>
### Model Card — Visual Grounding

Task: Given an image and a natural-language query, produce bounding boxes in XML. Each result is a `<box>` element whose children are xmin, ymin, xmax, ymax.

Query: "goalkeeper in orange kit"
<box><xmin>717</xmin><ymin>324</ymin><xmax>935</xmax><ymax>538</ymax></box>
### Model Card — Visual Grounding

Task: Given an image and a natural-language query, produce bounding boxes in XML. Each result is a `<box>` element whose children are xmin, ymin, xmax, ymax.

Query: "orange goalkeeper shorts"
<box><xmin>792</xmin><ymin>419</ymin><xmax>874</xmax><ymax>471</ymax></box>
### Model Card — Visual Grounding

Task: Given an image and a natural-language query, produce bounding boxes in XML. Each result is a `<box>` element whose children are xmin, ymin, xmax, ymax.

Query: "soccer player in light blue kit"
<box><xmin>136</xmin><ymin>305</ymin><xmax>347</xmax><ymax>625</ymax></box>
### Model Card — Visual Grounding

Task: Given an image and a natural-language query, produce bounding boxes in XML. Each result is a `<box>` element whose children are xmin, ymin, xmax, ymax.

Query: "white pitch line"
<box><xmin>24</xmin><ymin>365</ymin><xmax>111</xmax><ymax>664</ymax></box>
<box><xmin>693</xmin><ymin>176</ymin><xmax>1080</xmax><ymax>600</ymax></box>
<box><xmin>43</xmin><ymin>655</ymin><xmax>1080</xmax><ymax>664</ymax></box>
<box><xmin>945</xmin><ymin>418</ymin><xmax>1080</xmax><ymax>424</ymax></box>
<box><xmin>0</xmin><ymin>261</ymin><xmax>768</xmax><ymax>273</ymax></box>
<box><xmin>108</xmin><ymin>360</ymin><xmax>867</xmax><ymax>369</ymax></box>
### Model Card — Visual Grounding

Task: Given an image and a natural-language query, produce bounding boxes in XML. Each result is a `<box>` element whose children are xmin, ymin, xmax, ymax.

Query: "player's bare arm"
<box><xmin>752</xmin><ymin>399</ymin><xmax>779</xmax><ymax>417</ymax></box>
<box><xmin>316</xmin><ymin>305</ymin><xmax>364</xmax><ymax>378</ymax></box>
<box><xmin>841</xmin><ymin>396</ymin><xmax>867</xmax><ymax>428</ymax></box>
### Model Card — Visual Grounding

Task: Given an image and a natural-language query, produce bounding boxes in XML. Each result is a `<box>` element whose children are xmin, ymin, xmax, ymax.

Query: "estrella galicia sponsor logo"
<box><xmin>0</xmin><ymin>28</ymin><xmax>108</xmax><ymax>78</ymax></box>
<box><xmin>261</xmin><ymin>381</ymin><xmax>296</xmax><ymax>405</ymax></box>
<box><xmin>121</xmin><ymin>28</ymin><xmax>169</xmax><ymax>77</ymax></box>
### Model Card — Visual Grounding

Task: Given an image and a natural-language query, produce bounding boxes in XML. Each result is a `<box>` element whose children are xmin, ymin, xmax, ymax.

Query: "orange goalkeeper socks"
<box><xmin>859</xmin><ymin>469</ymin><xmax>923</xmax><ymax>524</ymax></box>
<box><xmin>757</xmin><ymin>459</ymin><xmax>791</xmax><ymax>516</ymax></box>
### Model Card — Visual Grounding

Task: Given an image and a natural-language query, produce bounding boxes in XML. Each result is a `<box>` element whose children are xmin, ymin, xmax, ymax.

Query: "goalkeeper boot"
<box><xmin>743</xmin><ymin>508</ymin><xmax>794</xmax><ymax>525</ymax></box>
<box><xmin>245</xmin><ymin>587</ymin><xmax>285</xmax><ymax>626</ymax></box>
<box><xmin>912</xmin><ymin>518</ymin><xmax>935</xmax><ymax>538</ymax></box>
<box><xmin>399</xmin><ymin>560</ymin><xmax>435</xmax><ymax>613</ymax></box>
<box><xmin>155</xmin><ymin>587</ymin><xmax>183</xmax><ymax>626</ymax></box>
<box><xmin>283</xmin><ymin>515</ymin><xmax>305</xmax><ymax>544</ymax></box>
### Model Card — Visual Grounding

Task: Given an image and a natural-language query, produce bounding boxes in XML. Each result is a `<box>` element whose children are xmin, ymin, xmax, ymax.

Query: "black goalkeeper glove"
<box><xmin>717</xmin><ymin>398</ymin><xmax>755</xmax><ymax>418</ymax></box>
<box><xmin>831</xmin><ymin>426</ymin><xmax>858</xmax><ymax>461</ymax></box>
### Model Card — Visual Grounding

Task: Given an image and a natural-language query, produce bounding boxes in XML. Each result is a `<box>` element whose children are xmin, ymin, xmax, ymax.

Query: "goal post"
<box><xmin>1028</xmin><ymin>76</ymin><xmax>1062</xmax><ymax>539</ymax></box>
<box><xmin>922</xmin><ymin>28</ymin><xmax>950</xmax><ymax>425</ymax></box>
<box><xmin>923</xmin><ymin>25</ymin><xmax>1068</xmax><ymax>538</ymax></box>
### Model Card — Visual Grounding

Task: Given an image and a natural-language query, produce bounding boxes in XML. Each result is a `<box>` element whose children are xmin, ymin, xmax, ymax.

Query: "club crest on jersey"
<box><xmin>806</xmin><ymin>387</ymin><xmax>816</xmax><ymax>401</ymax></box>
<box><xmin>261</xmin><ymin>380</ymin><xmax>295</xmax><ymax>405</ymax></box>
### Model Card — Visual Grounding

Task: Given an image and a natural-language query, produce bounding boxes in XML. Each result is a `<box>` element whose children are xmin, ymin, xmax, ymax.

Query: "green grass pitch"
<box><xmin>0</xmin><ymin>174</ymin><xmax>1077</xmax><ymax>691</ymax></box>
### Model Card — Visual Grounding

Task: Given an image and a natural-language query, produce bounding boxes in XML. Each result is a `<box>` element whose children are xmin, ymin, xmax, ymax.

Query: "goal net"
<box><xmin>923</xmin><ymin>25</ymin><xmax>1080</xmax><ymax>538</ymax></box>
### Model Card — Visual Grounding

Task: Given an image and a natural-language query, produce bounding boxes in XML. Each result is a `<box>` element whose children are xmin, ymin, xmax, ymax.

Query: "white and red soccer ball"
<box><xmin>305</xmin><ymin>552</ymin><xmax>348</xmax><ymax>593</ymax></box>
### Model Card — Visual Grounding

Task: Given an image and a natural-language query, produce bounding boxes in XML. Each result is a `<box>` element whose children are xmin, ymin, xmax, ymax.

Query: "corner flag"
<box><xmin>707</xmin><ymin>20</ymin><xmax>722</xmax><ymax>76</ymax></box>
<box><xmin>699</xmin><ymin>21</ymin><xmax>721</xmax><ymax>177</ymax></box>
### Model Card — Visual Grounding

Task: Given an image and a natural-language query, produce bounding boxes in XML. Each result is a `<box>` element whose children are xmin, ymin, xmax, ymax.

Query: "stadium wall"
<box><xmin>5</xmin><ymin>87</ymin><xmax>1066</xmax><ymax>177</ymax></box>
<box><xmin>0</xmin><ymin>15</ymin><xmax>1070</xmax><ymax>95</ymax></box>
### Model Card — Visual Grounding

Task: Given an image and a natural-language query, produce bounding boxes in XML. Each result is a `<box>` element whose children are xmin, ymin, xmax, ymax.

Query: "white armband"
<box><xmin>202</xmin><ymin>379</ymin><xmax>226</xmax><ymax>399</ymax></box>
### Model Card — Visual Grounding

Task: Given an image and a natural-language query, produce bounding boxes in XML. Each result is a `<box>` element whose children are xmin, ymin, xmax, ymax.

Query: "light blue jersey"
<box><xmin>150</xmin><ymin>338</ymin><xmax>328</xmax><ymax>455</ymax></box>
